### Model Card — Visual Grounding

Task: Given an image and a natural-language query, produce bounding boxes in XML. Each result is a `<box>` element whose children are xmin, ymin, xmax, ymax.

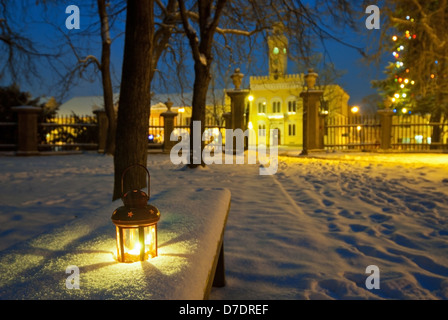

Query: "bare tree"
<box><xmin>0</xmin><ymin>0</ymin><xmax>60</xmax><ymax>85</ymax></box>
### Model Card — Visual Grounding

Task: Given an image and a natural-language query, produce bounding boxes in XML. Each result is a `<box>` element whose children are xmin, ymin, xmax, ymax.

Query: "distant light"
<box><xmin>402</xmin><ymin>93</ymin><xmax>407</xmax><ymax>98</ymax></box>
<box><xmin>356</xmin><ymin>125</ymin><xmax>362</xmax><ymax>131</ymax></box>
<box><xmin>248</xmin><ymin>95</ymin><xmax>254</xmax><ymax>102</ymax></box>
<box><xmin>392</xmin><ymin>36</ymin><xmax>398</xmax><ymax>41</ymax></box>
<box><xmin>402</xmin><ymin>108</ymin><xmax>407</xmax><ymax>113</ymax></box>
<box><xmin>394</xmin><ymin>93</ymin><xmax>400</xmax><ymax>99</ymax></box>
<box><xmin>393</xmin><ymin>109</ymin><xmax>397</xmax><ymax>113</ymax></box>
<box><xmin>248</xmin><ymin>121</ymin><xmax>253</xmax><ymax>129</ymax></box>
<box><xmin>406</xmin><ymin>16</ymin><xmax>410</xmax><ymax>20</ymax></box>
<box><xmin>400</xmin><ymin>84</ymin><xmax>405</xmax><ymax>88</ymax></box>
<box><xmin>148</xmin><ymin>134</ymin><xmax>154</xmax><ymax>141</ymax></box>
<box><xmin>178</xmin><ymin>107</ymin><xmax>185</xmax><ymax>113</ymax></box>
<box><xmin>431</xmin><ymin>74</ymin><xmax>435</xmax><ymax>79</ymax></box>
<box><xmin>351</xmin><ymin>106</ymin><xmax>359</xmax><ymax>113</ymax></box>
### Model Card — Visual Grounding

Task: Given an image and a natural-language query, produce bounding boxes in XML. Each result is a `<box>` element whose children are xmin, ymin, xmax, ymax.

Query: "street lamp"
<box><xmin>351</xmin><ymin>106</ymin><xmax>359</xmax><ymax>113</ymax></box>
<box><xmin>112</xmin><ymin>164</ymin><xmax>160</xmax><ymax>263</ymax></box>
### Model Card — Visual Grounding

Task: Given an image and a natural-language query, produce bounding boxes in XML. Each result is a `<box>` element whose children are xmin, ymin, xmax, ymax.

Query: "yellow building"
<box><xmin>246</xmin><ymin>24</ymin><xmax>350</xmax><ymax>147</ymax></box>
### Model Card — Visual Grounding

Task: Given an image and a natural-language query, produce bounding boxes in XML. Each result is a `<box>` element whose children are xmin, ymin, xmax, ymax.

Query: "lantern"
<box><xmin>112</xmin><ymin>164</ymin><xmax>160</xmax><ymax>263</ymax></box>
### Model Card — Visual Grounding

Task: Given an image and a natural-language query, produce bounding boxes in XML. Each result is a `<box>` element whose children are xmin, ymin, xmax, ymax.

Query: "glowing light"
<box><xmin>351</xmin><ymin>106</ymin><xmax>359</xmax><ymax>113</ymax></box>
<box><xmin>178</xmin><ymin>107</ymin><xmax>185</xmax><ymax>113</ymax></box>
<box><xmin>411</xmin><ymin>80</ymin><xmax>415</xmax><ymax>85</ymax></box>
<box><xmin>392</xmin><ymin>98</ymin><xmax>396</xmax><ymax>102</ymax></box>
<box><xmin>431</xmin><ymin>74</ymin><xmax>435</xmax><ymax>79</ymax></box>
<box><xmin>404</xmin><ymin>79</ymin><xmax>409</xmax><ymax>84</ymax></box>
<box><xmin>248</xmin><ymin>121</ymin><xmax>253</xmax><ymax>130</ymax></box>
<box><xmin>406</xmin><ymin>16</ymin><xmax>410</xmax><ymax>20</ymax></box>
<box><xmin>394</xmin><ymin>93</ymin><xmax>400</xmax><ymax>99</ymax></box>
<box><xmin>392</xmin><ymin>36</ymin><xmax>398</xmax><ymax>41</ymax></box>
<box><xmin>248</xmin><ymin>95</ymin><xmax>254</xmax><ymax>102</ymax></box>
<box><xmin>400</xmin><ymin>84</ymin><xmax>405</xmax><ymax>88</ymax></box>
<box><xmin>356</xmin><ymin>126</ymin><xmax>362</xmax><ymax>131</ymax></box>
<box><xmin>402</xmin><ymin>108</ymin><xmax>407</xmax><ymax>113</ymax></box>
<box><xmin>402</xmin><ymin>93</ymin><xmax>407</xmax><ymax>98</ymax></box>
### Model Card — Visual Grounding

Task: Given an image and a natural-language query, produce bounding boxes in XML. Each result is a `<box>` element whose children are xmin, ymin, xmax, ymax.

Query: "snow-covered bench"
<box><xmin>0</xmin><ymin>187</ymin><xmax>231</xmax><ymax>300</ymax></box>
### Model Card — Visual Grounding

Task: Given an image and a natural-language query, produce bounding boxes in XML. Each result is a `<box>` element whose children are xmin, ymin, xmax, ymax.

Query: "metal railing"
<box><xmin>324</xmin><ymin>115</ymin><xmax>381</xmax><ymax>150</ymax></box>
<box><xmin>38</xmin><ymin>115</ymin><xmax>98</xmax><ymax>151</ymax></box>
<box><xmin>392</xmin><ymin>114</ymin><xmax>448</xmax><ymax>151</ymax></box>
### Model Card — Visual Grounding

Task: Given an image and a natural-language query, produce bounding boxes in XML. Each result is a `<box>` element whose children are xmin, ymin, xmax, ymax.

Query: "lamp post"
<box><xmin>112</xmin><ymin>164</ymin><xmax>160</xmax><ymax>263</ymax></box>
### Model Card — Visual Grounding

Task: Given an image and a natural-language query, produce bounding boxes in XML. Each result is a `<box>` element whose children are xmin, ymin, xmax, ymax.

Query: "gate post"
<box><xmin>226</xmin><ymin>68</ymin><xmax>249</xmax><ymax>153</ymax></box>
<box><xmin>378</xmin><ymin>107</ymin><xmax>394</xmax><ymax>150</ymax></box>
<box><xmin>94</xmin><ymin>108</ymin><xmax>108</xmax><ymax>153</ymax></box>
<box><xmin>300</xmin><ymin>69</ymin><xmax>324</xmax><ymax>155</ymax></box>
<box><xmin>12</xmin><ymin>106</ymin><xmax>41</xmax><ymax>156</ymax></box>
<box><xmin>161</xmin><ymin>99</ymin><xmax>178</xmax><ymax>154</ymax></box>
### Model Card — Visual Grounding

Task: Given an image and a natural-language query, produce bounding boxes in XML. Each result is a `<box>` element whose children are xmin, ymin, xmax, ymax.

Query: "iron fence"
<box><xmin>324</xmin><ymin>115</ymin><xmax>381</xmax><ymax>150</ymax></box>
<box><xmin>38</xmin><ymin>115</ymin><xmax>98</xmax><ymax>151</ymax></box>
<box><xmin>392</xmin><ymin>114</ymin><xmax>448</xmax><ymax>151</ymax></box>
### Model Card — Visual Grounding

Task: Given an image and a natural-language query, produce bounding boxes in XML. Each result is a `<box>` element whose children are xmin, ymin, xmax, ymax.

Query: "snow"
<box><xmin>0</xmin><ymin>151</ymin><xmax>447</xmax><ymax>299</ymax></box>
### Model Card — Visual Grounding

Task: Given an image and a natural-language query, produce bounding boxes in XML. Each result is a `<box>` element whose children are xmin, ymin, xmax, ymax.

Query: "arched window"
<box><xmin>288</xmin><ymin>100</ymin><xmax>297</xmax><ymax>112</ymax></box>
<box><xmin>257</xmin><ymin>99</ymin><xmax>267</xmax><ymax>113</ymax></box>
<box><xmin>272</xmin><ymin>100</ymin><xmax>282</xmax><ymax>113</ymax></box>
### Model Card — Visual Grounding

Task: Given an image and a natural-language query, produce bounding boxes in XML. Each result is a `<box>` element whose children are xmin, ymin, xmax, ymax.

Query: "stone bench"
<box><xmin>0</xmin><ymin>187</ymin><xmax>231</xmax><ymax>300</ymax></box>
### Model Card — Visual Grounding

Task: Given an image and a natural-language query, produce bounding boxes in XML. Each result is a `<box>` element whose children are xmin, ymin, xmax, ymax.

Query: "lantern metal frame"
<box><xmin>111</xmin><ymin>164</ymin><xmax>160</xmax><ymax>263</ymax></box>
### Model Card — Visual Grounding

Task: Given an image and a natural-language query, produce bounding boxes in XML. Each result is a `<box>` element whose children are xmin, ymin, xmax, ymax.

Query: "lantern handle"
<box><xmin>121</xmin><ymin>164</ymin><xmax>150</xmax><ymax>199</ymax></box>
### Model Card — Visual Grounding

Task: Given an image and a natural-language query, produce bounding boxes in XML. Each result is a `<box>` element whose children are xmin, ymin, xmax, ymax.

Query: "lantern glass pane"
<box><xmin>144</xmin><ymin>224</ymin><xmax>157</xmax><ymax>258</ymax></box>
<box><xmin>122</xmin><ymin>227</ymin><xmax>143</xmax><ymax>262</ymax></box>
<box><xmin>116</xmin><ymin>224</ymin><xmax>157</xmax><ymax>262</ymax></box>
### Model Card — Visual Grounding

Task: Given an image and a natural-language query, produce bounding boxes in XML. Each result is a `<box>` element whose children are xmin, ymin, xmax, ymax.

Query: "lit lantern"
<box><xmin>112</xmin><ymin>164</ymin><xmax>160</xmax><ymax>263</ymax></box>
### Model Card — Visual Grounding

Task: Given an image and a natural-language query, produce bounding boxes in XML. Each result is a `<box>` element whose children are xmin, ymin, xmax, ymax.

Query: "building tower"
<box><xmin>267</xmin><ymin>22</ymin><xmax>288</xmax><ymax>79</ymax></box>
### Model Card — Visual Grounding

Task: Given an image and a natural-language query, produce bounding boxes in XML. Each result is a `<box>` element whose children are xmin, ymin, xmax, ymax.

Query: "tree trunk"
<box><xmin>97</xmin><ymin>0</ymin><xmax>116</xmax><ymax>156</ymax></box>
<box><xmin>113</xmin><ymin>0</ymin><xmax>154</xmax><ymax>200</ymax></box>
<box><xmin>189</xmin><ymin>61</ymin><xmax>211</xmax><ymax>167</ymax></box>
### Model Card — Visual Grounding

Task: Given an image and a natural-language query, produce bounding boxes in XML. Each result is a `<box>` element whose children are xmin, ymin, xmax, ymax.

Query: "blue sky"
<box><xmin>5</xmin><ymin>1</ymin><xmax>388</xmax><ymax>108</ymax></box>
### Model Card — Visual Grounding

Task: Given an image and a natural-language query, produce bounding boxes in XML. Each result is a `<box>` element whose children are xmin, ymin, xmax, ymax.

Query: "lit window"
<box><xmin>288</xmin><ymin>124</ymin><xmax>296</xmax><ymax>136</ymax></box>
<box><xmin>288</xmin><ymin>101</ymin><xmax>296</xmax><ymax>112</ymax></box>
<box><xmin>273</xmin><ymin>101</ymin><xmax>281</xmax><ymax>113</ymax></box>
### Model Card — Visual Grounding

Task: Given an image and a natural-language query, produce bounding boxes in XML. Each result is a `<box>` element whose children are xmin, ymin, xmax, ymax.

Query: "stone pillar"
<box><xmin>94</xmin><ymin>109</ymin><xmax>108</xmax><ymax>153</ymax></box>
<box><xmin>226</xmin><ymin>68</ymin><xmax>249</xmax><ymax>153</ymax></box>
<box><xmin>12</xmin><ymin>106</ymin><xmax>41</xmax><ymax>156</ymax></box>
<box><xmin>161</xmin><ymin>99</ymin><xmax>178</xmax><ymax>153</ymax></box>
<box><xmin>378</xmin><ymin>108</ymin><xmax>394</xmax><ymax>150</ymax></box>
<box><xmin>223</xmin><ymin>112</ymin><xmax>232</xmax><ymax>130</ymax></box>
<box><xmin>300</xmin><ymin>69</ymin><xmax>324</xmax><ymax>155</ymax></box>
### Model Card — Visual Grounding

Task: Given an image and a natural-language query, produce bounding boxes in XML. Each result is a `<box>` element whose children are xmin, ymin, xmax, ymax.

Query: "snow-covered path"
<box><xmin>0</xmin><ymin>152</ymin><xmax>447</xmax><ymax>299</ymax></box>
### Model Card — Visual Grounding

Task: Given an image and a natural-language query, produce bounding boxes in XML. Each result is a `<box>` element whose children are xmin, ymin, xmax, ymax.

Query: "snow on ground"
<box><xmin>0</xmin><ymin>151</ymin><xmax>447</xmax><ymax>299</ymax></box>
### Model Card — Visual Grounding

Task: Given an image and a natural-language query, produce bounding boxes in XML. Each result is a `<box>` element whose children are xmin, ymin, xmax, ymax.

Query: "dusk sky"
<box><xmin>6</xmin><ymin>2</ymin><xmax>388</xmax><ymax>107</ymax></box>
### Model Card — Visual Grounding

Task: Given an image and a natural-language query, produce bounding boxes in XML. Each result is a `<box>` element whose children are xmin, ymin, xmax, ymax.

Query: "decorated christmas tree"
<box><xmin>373</xmin><ymin>15</ymin><xmax>418</xmax><ymax>115</ymax></box>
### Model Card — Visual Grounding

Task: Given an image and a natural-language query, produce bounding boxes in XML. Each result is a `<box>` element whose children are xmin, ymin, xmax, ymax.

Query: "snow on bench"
<box><xmin>0</xmin><ymin>187</ymin><xmax>231</xmax><ymax>300</ymax></box>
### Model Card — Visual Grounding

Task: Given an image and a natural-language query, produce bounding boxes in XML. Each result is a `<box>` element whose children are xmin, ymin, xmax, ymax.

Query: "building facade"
<box><xmin>246</xmin><ymin>24</ymin><xmax>350</xmax><ymax>147</ymax></box>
